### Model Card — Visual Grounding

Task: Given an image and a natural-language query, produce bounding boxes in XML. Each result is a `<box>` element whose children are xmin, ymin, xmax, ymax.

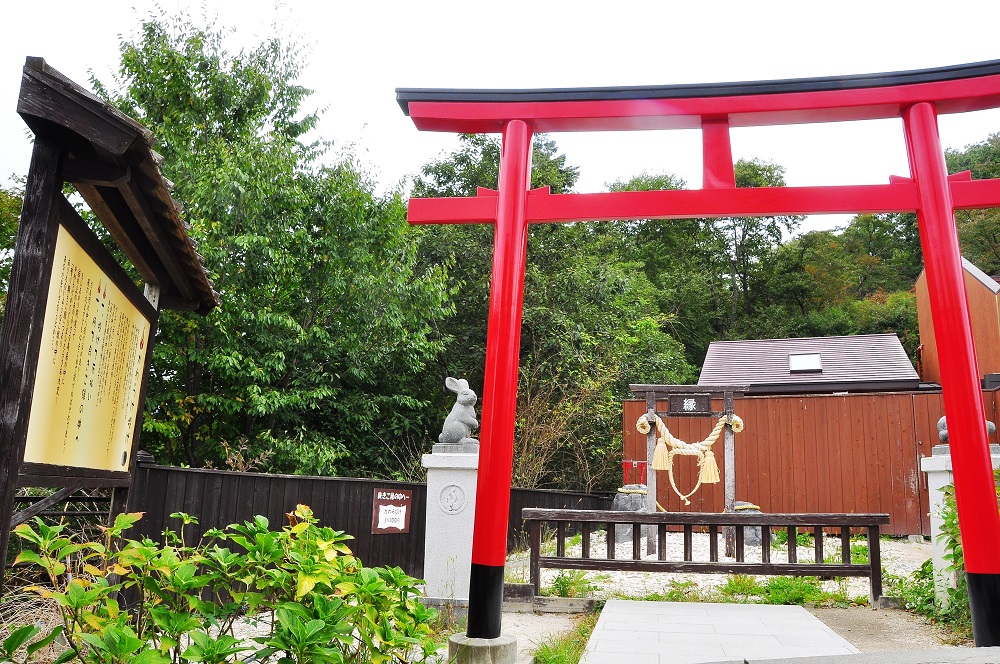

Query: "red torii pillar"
<box><xmin>467</xmin><ymin>119</ymin><xmax>533</xmax><ymax>637</ymax></box>
<box><xmin>904</xmin><ymin>102</ymin><xmax>1000</xmax><ymax>637</ymax></box>
<box><xmin>398</xmin><ymin>61</ymin><xmax>1000</xmax><ymax>645</ymax></box>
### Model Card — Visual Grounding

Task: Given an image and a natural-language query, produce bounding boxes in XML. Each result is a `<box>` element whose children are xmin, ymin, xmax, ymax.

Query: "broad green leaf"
<box><xmin>26</xmin><ymin>626</ymin><xmax>64</xmax><ymax>656</ymax></box>
<box><xmin>52</xmin><ymin>648</ymin><xmax>78</xmax><ymax>664</ymax></box>
<box><xmin>132</xmin><ymin>649</ymin><xmax>172</xmax><ymax>664</ymax></box>
<box><xmin>13</xmin><ymin>550</ymin><xmax>44</xmax><ymax>567</ymax></box>
<box><xmin>3</xmin><ymin>624</ymin><xmax>40</xmax><ymax>654</ymax></box>
<box><xmin>296</xmin><ymin>573</ymin><xmax>320</xmax><ymax>599</ymax></box>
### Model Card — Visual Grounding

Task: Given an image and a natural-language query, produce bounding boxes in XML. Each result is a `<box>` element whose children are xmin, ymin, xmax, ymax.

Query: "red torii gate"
<box><xmin>397</xmin><ymin>60</ymin><xmax>1000</xmax><ymax>645</ymax></box>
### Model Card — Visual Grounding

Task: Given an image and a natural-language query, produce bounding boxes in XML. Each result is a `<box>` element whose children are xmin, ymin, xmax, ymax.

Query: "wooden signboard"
<box><xmin>23</xmin><ymin>220</ymin><xmax>155</xmax><ymax>474</ymax></box>
<box><xmin>371</xmin><ymin>488</ymin><xmax>413</xmax><ymax>534</ymax></box>
<box><xmin>666</xmin><ymin>393</ymin><xmax>712</xmax><ymax>417</ymax></box>
<box><xmin>0</xmin><ymin>58</ymin><xmax>219</xmax><ymax>591</ymax></box>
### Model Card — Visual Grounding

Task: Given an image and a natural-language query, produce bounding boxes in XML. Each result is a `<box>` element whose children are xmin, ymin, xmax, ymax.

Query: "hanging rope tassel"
<box><xmin>651</xmin><ymin>436</ymin><xmax>670</xmax><ymax>471</ymax></box>
<box><xmin>699</xmin><ymin>449</ymin><xmax>720</xmax><ymax>484</ymax></box>
<box><xmin>635</xmin><ymin>412</ymin><xmax>744</xmax><ymax>503</ymax></box>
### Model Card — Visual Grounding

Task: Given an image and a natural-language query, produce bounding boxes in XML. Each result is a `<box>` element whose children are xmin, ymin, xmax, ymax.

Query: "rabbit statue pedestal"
<box><xmin>921</xmin><ymin>442</ymin><xmax>1000</xmax><ymax>607</ymax></box>
<box><xmin>422</xmin><ymin>441</ymin><xmax>480</xmax><ymax>609</ymax></box>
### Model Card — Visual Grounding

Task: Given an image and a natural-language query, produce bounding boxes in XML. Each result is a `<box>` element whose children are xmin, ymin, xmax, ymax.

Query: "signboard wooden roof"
<box><xmin>17</xmin><ymin>57</ymin><xmax>218</xmax><ymax>314</ymax></box>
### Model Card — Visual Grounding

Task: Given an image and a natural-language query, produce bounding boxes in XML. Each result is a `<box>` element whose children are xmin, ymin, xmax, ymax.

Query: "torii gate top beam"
<box><xmin>397</xmin><ymin>59</ymin><xmax>1000</xmax><ymax>133</ymax></box>
<box><xmin>399</xmin><ymin>60</ymin><xmax>1000</xmax><ymax>225</ymax></box>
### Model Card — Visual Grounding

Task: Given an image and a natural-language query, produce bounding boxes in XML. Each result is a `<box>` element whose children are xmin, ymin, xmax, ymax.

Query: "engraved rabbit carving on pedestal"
<box><xmin>438</xmin><ymin>377</ymin><xmax>480</xmax><ymax>446</ymax></box>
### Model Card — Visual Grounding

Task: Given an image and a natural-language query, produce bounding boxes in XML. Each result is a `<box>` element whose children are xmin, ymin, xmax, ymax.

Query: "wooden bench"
<box><xmin>522</xmin><ymin>509</ymin><xmax>890</xmax><ymax>601</ymax></box>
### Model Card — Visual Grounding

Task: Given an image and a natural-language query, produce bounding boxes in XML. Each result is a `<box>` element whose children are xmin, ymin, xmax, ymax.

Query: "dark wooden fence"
<box><xmin>523</xmin><ymin>508</ymin><xmax>889</xmax><ymax>601</ymax></box>
<box><xmin>128</xmin><ymin>464</ymin><xmax>428</xmax><ymax>576</ymax></box>
<box><xmin>506</xmin><ymin>487</ymin><xmax>614</xmax><ymax>551</ymax></box>
<box><xmin>623</xmin><ymin>389</ymin><xmax>1000</xmax><ymax>536</ymax></box>
<box><xmin>128</xmin><ymin>463</ymin><xmax>613</xmax><ymax>579</ymax></box>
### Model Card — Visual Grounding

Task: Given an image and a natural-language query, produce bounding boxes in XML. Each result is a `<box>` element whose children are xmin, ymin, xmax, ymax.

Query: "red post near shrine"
<box><xmin>398</xmin><ymin>59</ymin><xmax>1000</xmax><ymax>645</ymax></box>
<box><xmin>904</xmin><ymin>102</ymin><xmax>1000</xmax><ymax>643</ymax></box>
<box><xmin>467</xmin><ymin>120</ymin><xmax>533</xmax><ymax>638</ymax></box>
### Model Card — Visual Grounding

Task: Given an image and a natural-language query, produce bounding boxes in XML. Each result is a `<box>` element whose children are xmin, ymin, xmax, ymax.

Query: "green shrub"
<box><xmin>720</xmin><ymin>574</ymin><xmax>763</xmax><ymax>598</ymax></box>
<box><xmin>11</xmin><ymin>505</ymin><xmax>439</xmax><ymax>664</ymax></box>
<box><xmin>771</xmin><ymin>529</ymin><xmax>812</xmax><ymax>550</ymax></box>
<box><xmin>885</xmin><ymin>559</ymin><xmax>938</xmax><ymax>616</ymax></box>
<box><xmin>548</xmin><ymin>570</ymin><xmax>598</xmax><ymax>598</ymax></box>
<box><xmin>0</xmin><ymin>624</ymin><xmax>64</xmax><ymax>664</ymax></box>
<box><xmin>760</xmin><ymin>577</ymin><xmax>825</xmax><ymax>605</ymax></box>
<box><xmin>819</xmin><ymin>540</ymin><xmax>869</xmax><ymax>565</ymax></box>
<box><xmin>640</xmin><ymin>579</ymin><xmax>702</xmax><ymax>602</ymax></box>
<box><xmin>883</xmin><ymin>468</ymin><xmax>1000</xmax><ymax>640</ymax></box>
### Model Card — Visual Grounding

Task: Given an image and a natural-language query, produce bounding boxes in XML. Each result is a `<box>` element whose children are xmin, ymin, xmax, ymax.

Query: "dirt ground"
<box><xmin>807</xmin><ymin>605</ymin><xmax>971</xmax><ymax>652</ymax></box>
<box><xmin>808</xmin><ymin>535</ymin><xmax>974</xmax><ymax>652</ymax></box>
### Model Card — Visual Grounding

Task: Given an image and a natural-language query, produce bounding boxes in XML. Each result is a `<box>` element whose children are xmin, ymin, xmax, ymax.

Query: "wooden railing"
<box><xmin>11</xmin><ymin>492</ymin><xmax>111</xmax><ymax>528</ymax></box>
<box><xmin>522</xmin><ymin>509</ymin><xmax>890</xmax><ymax>601</ymax></box>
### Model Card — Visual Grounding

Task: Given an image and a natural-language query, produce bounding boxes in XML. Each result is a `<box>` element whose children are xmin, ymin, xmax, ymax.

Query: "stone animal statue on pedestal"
<box><xmin>938</xmin><ymin>415</ymin><xmax>997</xmax><ymax>443</ymax></box>
<box><xmin>439</xmin><ymin>376</ymin><xmax>480</xmax><ymax>446</ymax></box>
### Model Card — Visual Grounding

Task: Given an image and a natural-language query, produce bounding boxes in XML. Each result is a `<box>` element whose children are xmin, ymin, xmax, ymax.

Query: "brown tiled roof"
<box><xmin>698</xmin><ymin>334</ymin><xmax>918</xmax><ymax>394</ymax></box>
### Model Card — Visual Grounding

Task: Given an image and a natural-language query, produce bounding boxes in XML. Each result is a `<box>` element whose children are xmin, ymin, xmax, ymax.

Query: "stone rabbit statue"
<box><xmin>438</xmin><ymin>377</ymin><xmax>480</xmax><ymax>446</ymax></box>
<box><xmin>937</xmin><ymin>415</ymin><xmax>996</xmax><ymax>443</ymax></box>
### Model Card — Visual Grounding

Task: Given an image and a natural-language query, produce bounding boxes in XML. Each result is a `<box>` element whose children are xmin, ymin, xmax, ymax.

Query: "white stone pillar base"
<box><xmin>920</xmin><ymin>446</ymin><xmax>1000</xmax><ymax>606</ymax></box>
<box><xmin>422</xmin><ymin>444</ymin><xmax>479</xmax><ymax>601</ymax></box>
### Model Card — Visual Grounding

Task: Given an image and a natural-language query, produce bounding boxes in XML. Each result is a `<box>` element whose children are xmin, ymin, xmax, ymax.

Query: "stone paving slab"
<box><xmin>715</xmin><ymin>647</ymin><xmax>1000</xmax><ymax>664</ymax></box>
<box><xmin>580</xmin><ymin>600</ymin><xmax>860</xmax><ymax>664</ymax></box>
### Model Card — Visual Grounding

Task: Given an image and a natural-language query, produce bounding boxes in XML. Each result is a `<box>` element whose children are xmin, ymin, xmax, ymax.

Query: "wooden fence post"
<box><xmin>529</xmin><ymin>520</ymin><xmax>541</xmax><ymax>596</ymax></box>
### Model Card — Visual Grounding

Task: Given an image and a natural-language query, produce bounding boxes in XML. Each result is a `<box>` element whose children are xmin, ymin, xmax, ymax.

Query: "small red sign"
<box><xmin>371</xmin><ymin>488</ymin><xmax>412</xmax><ymax>534</ymax></box>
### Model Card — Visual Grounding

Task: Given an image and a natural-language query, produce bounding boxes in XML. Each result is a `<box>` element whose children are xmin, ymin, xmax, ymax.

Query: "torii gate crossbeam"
<box><xmin>398</xmin><ymin>60</ymin><xmax>1000</xmax><ymax>645</ymax></box>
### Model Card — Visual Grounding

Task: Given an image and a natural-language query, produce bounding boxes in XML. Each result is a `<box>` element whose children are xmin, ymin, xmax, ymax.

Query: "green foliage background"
<box><xmin>3</xmin><ymin>8</ymin><xmax>998</xmax><ymax>492</ymax></box>
<box><xmin>89</xmin><ymin>12</ymin><xmax>452</xmax><ymax>478</ymax></box>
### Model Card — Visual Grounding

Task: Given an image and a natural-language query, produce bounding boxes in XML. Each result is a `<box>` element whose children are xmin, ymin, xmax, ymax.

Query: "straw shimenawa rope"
<box><xmin>635</xmin><ymin>412</ymin><xmax>744</xmax><ymax>505</ymax></box>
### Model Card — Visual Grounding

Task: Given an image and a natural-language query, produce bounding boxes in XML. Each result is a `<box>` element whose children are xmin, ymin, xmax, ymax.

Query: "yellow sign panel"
<box><xmin>24</xmin><ymin>225</ymin><xmax>150</xmax><ymax>471</ymax></box>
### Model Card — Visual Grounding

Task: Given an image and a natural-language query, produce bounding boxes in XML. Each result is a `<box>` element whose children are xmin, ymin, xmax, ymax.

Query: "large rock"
<box><xmin>612</xmin><ymin>484</ymin><xmax>652</xmax><ymax>542</ymax></box>
<box><xmin>726</xmin><ymin>500</ymin><xmax>766</xmax><ymax>549</ymax></box>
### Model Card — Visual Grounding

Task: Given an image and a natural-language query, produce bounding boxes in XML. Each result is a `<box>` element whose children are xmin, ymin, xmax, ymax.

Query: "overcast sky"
<box><xmin>3</xmin><ymin>1</ymin><xmax>1000</xmax><ymax>234</ymax></box>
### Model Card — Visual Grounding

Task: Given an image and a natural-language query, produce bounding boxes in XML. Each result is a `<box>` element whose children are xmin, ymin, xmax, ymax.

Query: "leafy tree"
<box><xmin>95</xmin><ymin>11</ymin><xmax>451</xmax><ymax>475</ymax></box>
<box><xmin>0</xmin><ymin>183</ymin><xmax>22</xmax><ymax>325</ymax></box>
<box><xmin>717</xmin><ymin>159</ymin><xmax>801</xmax><ymax>321</ymax></box>
<box><xmin>768</xmin><ymin>230</ymin><xmax>852</xmax><ymax>316</ymax></box>
<box><xmin>604</xmin><ymin>172</ymin><xmax>724</xmax><ymax>366</ymax></box>
<box><xmin>840</xmin><ymin>213</ymin><xmax>922</xmax><ymax>297</ymax></box>
<box><xmin>799</xmin><ymin>291</ymin><xmax>919</xmax><ymax>359</ymax></box>
<box><xmin>515</xmin><ymin>228</ymin><xmax>693</xmax><ymax>490</ymax></box>
<box><xmin>413</xmin><ymin>142</ymin><xmax>692</xmax><ymax>491</ymax></box>
<box><xmin>946</xmin><ymin>132</ymin><xmax>1000</xmax><ymax>179</ymax></box>
<box><xmin>412</xmin><ymin>134</ymin><xmax>579</xmax><ymax>199</ymax></box>
<box><xmin>946</xmin><ymin>134</ymin><xmax>1000</xmax><ymax>273</ymax></box>
<box><xmin>411</xmin><ymin>133</ymin><xmax>581</xmax><ymax>388</ymax></box>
